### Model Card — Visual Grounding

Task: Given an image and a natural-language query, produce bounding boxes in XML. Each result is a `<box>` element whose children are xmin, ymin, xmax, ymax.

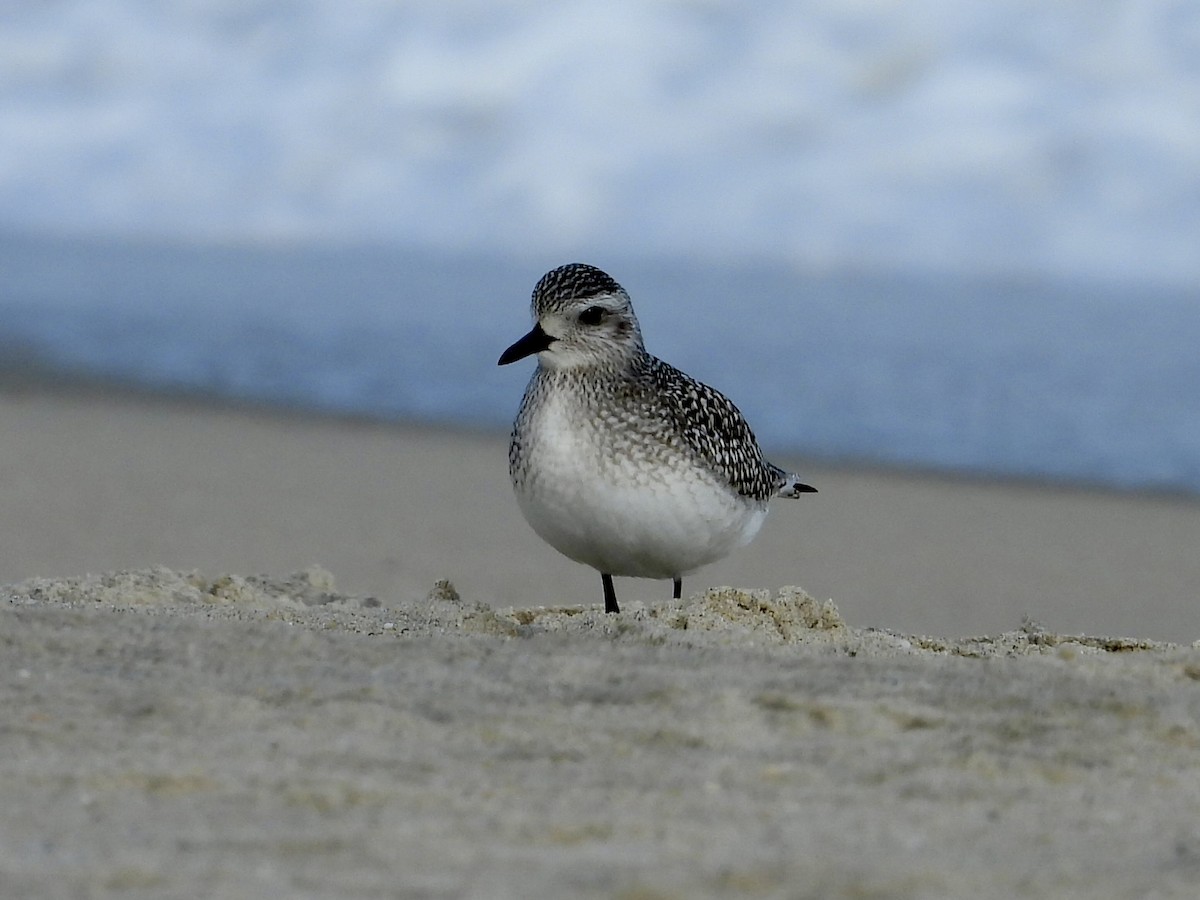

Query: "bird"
<box><xmin>498</xmin><ymin>263</ymin><xmax>816</xmax><ymax>614</ymax></box>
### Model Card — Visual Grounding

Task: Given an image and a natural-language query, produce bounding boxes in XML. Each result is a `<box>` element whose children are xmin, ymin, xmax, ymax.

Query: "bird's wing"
<box><xmin>643</xmin><ymin>358</ymin><xmax>780</xmax><ymax>502</ymax></box>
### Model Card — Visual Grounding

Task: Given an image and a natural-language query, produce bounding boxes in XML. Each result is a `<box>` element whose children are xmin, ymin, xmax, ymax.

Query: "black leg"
<box><xmin>602</xmin><ymin>573</ymin><xmax>619</xmax><ymax>614</ymax></box>
<box><xmin>673</xmin><ymin>578</ymin><xmax>682</xmax><ymax>600</ymax></box>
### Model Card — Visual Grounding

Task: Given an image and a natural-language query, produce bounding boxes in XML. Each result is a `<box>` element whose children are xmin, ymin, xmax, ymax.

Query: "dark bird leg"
<box><xmin>602</xmin><ymin>573</ymin><xmax>619</xmax><ymax>614</ymax></box>
<box><xmin>673</xmin><ymin>578</ymin><xmax>682</xmax><ymax>600</ymax></box>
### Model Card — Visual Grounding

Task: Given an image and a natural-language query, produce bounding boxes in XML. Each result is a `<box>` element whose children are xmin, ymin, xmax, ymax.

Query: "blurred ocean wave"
<box><xmin>2</xmin><ymin>1</ymin><xmax>1198</xmax><ymax>281</ymax></box>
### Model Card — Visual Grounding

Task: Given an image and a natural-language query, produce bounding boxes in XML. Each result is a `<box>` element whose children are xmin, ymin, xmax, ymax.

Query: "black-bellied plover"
<box><xmin>498</xmin><ymin>263</ymin><xmax>816</xmax><ymax>614</ymax></box>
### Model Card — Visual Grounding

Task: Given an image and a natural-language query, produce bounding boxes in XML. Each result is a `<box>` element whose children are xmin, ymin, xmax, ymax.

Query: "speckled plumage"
<box><xmin>499</xmin><ymin>263</ymin><xmax>816</xmax><ymax>613</ymax></box>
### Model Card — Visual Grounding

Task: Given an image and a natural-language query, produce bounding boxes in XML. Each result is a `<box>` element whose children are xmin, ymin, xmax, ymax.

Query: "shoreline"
<box><xmin>1</xmin><ymin>383</ymin><xmax>1198</xmax><ymax>640</ymax></box>
<box><xmin>5</xmin><ymin>369</ymin><xmax>1197</xmax><ymax>503</ymax></box>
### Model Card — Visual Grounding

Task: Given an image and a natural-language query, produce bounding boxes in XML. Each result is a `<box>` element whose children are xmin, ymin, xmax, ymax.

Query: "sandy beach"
<box><xmin>3</xmin><ymin>386</ymin><xmax>1200</xmax><ymax>898</ymax></box>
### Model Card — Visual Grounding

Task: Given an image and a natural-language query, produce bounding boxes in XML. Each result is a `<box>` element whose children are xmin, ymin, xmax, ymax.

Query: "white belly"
<box><xmin>513</xmin><ymin>393</ymin><xmax>766</xmax><ymax>579</ymax></box>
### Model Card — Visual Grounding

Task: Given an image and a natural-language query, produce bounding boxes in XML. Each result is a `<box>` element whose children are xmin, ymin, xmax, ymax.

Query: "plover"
<box><xmin>498</xmin><ymin>263</ymin><xmax>816</xmax><ymax>614</ymax></box>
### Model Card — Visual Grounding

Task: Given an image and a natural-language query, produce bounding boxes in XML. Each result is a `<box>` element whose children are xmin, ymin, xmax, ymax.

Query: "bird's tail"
<box><xmin>769</xmin><ymin>464</ymin><xmax>818</xmax><ymax>498</ymax></box>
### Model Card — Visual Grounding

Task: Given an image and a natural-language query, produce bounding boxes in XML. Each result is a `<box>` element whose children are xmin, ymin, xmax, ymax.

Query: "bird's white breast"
<box><xmin>513</xmin><ymin>389</ymin><xmax>766</xmax><ymax>579</ymax></box>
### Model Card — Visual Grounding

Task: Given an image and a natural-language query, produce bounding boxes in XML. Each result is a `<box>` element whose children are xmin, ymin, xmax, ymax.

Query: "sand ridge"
<box><xmin>9</xmin><ymin>564</ymin><xmax>1190</xmax><ymax>657</ymax></box>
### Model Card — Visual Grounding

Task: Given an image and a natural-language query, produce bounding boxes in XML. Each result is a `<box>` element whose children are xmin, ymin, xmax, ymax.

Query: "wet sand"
<box><xmin>3</xmin><ymin>387</ymin><xmax>1200</xmax><ymax>898</ymax></box>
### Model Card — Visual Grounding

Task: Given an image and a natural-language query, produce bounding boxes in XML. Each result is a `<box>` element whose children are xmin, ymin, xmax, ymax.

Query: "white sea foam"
<box><xmin>2</xmin><ymin>1</ymin><xmax>1198</xmax><ymax>282</ymax></box>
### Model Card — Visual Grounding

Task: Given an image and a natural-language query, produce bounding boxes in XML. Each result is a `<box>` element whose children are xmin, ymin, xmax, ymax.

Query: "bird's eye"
<box><xmin>579</xmin><ymin>306</ymin><xmax>606</xmax><ymax>326</ymax></box>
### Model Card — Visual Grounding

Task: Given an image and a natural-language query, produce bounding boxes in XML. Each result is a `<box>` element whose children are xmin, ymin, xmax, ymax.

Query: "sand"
<box><xmin>3</xmin><ymin>387</ymin><xmax>1200</xmax><ymax>898</ymax></box>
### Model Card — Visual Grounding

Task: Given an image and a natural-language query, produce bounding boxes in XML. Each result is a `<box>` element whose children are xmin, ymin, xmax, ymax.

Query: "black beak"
<box><xmin>498</xmin><ymin>323</ymin><xmax>555</xmax><ymax>365</ymax></box>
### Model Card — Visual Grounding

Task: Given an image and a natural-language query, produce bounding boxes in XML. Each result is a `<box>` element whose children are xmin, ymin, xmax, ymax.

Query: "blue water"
<box><xmin>3</xmin><ymin>234</ymin><xmax>1198</xmax><ymax>494</ymax></box>
<box><xmin>4</xmin><ymin>4</ymin><xmax>1200</xmax><ymax>490</ymax></box>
